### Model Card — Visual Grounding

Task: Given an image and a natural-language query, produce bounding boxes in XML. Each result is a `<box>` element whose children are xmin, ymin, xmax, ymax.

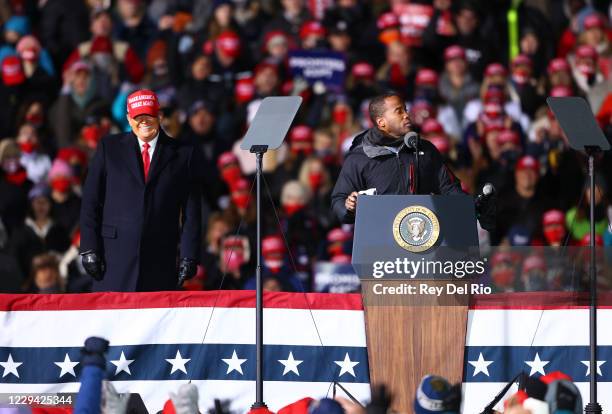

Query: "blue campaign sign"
<box><xmin>314</xmin><ymin>262</ymin><xmax>361</xmax><ymax>293</ymax></box>
<box><xmin>288</xmin><ymin>50</ymin><xmax>346</xmax><ymax>91</ymax></box>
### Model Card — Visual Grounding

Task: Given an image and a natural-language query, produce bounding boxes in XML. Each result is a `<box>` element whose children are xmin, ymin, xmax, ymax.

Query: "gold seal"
<box><xmin>392</xmin><ymin>205</ymin><xmax>440</xmax><ymax>252</ymax></box>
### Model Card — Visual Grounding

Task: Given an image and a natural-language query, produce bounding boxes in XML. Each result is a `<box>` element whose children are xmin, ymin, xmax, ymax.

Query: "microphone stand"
<box><xmin>585</xmin><ymin>146</ymin><xmax>602</xmax><ymax>414</ymax></box>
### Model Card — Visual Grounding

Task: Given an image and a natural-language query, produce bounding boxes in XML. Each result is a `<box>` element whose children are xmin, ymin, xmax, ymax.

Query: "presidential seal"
<box><xmin>393</xmin><ymin>206</ymin><xmax>440</xmax><ymax>252</ymax></box>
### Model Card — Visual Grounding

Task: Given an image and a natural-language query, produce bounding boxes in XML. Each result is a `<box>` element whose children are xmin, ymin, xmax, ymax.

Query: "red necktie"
<box><xmin>142</xmin><ymin>142</ymin><xmax>150</xmax><ymax>181</ymax></box>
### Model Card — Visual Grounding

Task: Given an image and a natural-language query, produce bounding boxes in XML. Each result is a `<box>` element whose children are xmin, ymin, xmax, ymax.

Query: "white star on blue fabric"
<box><xmin>581</xmin><ymin>360</ymin><xmax>606</xmax><ymax>376</ymax></box>
<box><xmin>334</xmin><ymin>353</ymin><xmax>359</xmax><ymax>377</ymax></box>
<box><xmin>525</xmin><ymin>353</ymin><xmax>549</xmax><ymax>376</ymax></box>
<box><xmin>468</xmin><ymin>353</ymin><xmax>493</xmax><ymax>377</ymax></box>
<box><xmin>111</xmin><ymin>351</ymin><xmax>135</xmax><ymax>376</ymax></box>
<box><xmin>222</xmin><ymin>350</ymin><xmax>247</xmax><ymax>375</ymax></box>
<box><xmin>166</xmin><ymin>350</ymin><xmax>190</xmax><ymax>374</ymax></box>
<box><xmin>0</xmin><ymin>354</ymin><xmax>22</xmax><ymax>378</ymax></box>
<box><xmin>54</xmin><ymin>353</ymin><xmax>79</xmax><ymax>378</ymax></box>
<box><xmin>278</xmin><ymin>352</ymin><xmax>303</xmax><ymax>376</ymax></box>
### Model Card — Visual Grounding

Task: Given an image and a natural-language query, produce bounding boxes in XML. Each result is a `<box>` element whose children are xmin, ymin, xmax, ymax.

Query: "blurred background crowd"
<box><xmin>0</xmin><ymin>0</ymin><xmax>610</xmax><ymax>294</ymax></box>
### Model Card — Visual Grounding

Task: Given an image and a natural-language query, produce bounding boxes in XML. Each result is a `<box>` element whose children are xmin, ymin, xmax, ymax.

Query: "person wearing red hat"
<box><xmin>570</xmin><ymin>44</ymin><xmax>605</xmax><ymax>94</ymax></box>
<box><xmin>262</xmin><ymin>0</ymin><xmax>312</xmax><ymax>47</ymax></box>
<box><xmin>62</xmin><ymin>8</ymin><xmax>144</xmax><ymax>92</ymax></box>
<box><xmin>493</xmin><ymin>155</ymin><xmax>554</xmax><ymax>244</ymax></box>
<box><xmin>49</xmin><ymin>59</ymin><xmax>109</xmax><ymax>149</ymax></box>
<box><xmin>439</xmin><ymin>45</ymin><xmax>479</xmax><ymax>126</ymax></box>
<box><xmin>509</xmin><ymin>54</ymin><xmax>544</xmax><ymax>119</ymax></box>
<box><xmin>578</xmin><ymin>13</ymin><xmax>611</xmax><ymax>77</ymax></box>
<box><xmin>242</xmin><ymin>233</ymin><xmax>303</xmax><ymax>292</ymax></box>
<box><xmin>463</xmin><ymin>64</ymin><xmax>531</xmax><ymax>134</ymax></box>
<box><xmin>80</xmin><ymin>89</ymin><xmax>204</xmax><ymax>292</ymax></box>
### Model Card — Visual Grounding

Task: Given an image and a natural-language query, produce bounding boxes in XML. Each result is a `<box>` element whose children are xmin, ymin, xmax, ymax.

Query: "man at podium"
<box><xmin>331</xmin><ymin>92</ymin><xmax>464</xmax><ymax>224</ymax></box>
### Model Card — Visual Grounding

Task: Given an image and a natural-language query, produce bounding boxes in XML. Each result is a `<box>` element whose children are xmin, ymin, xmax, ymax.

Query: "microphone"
<box><xmin>403</xmin><ymin>131</ymin><xmax>419</xmax><ymax>151</ymax></box>
<box><xmin>404</xmin><ymin>132</ymin><xmax>420</xmax><ymax>194</ymax></box>
<box><xmin>475</xmin><ymin>183</ymin><xmax>496</xmax><ymax>206</ymax></box>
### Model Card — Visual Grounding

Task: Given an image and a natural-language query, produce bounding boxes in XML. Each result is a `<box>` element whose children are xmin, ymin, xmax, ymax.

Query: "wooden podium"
<box><xmin>361</xmin><ymin>281</ymin><xmax>468</xmax><ymax>412</ymax></box>
<box><xmin>352</xmin><ymin>195</ymin><xmax>478</xmax><ymax>413</ymax></box>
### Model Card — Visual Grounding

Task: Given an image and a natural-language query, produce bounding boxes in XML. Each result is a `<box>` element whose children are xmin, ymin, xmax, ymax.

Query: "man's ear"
<box><xmin>376</xmin><ymin>116</ymin><xmax>385</xmax><ymax>129</ymax></box>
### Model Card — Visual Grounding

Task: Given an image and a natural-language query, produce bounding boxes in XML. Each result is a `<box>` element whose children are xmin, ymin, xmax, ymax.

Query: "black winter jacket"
<box><xmin>331</xmin><ymin>128</ymin><xmax>463</xmax><ymax>223</ymax></box>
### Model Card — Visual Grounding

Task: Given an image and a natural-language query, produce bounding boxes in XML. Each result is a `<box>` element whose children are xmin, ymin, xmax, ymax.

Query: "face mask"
<box><xmin>25</xmin><ymin>113</ymin><xmax>43</xmax><ymax>127</ymax></box>
<box><xmin>263</xmin><ymin>257</ymin><xmax>283</xmax><ymax>273</ymax></box>
<box><xmin>232</xmin><ymin>193</ymin><xmax>250</xmax><ymax>209</ymax></box>
<box><xmin>328</xmin><ymin>243</ymin><xmax>344</xmax><ymax>256</ymax></box>
<box><xmin>332</xmin><ymin>107</ymin><xmax>348</xmax><ymax>125</ymax></box>
<box><xmin>19</xmin><ymin>141</ymin><xmax>36</xmax><ymax>154</ymax></box>
<box><xmin>223</xmin><ymin>249</ymin><xmax>244</xmax><ymax>272</ymax></box>
<box><xmin>317</xmin><ymin>150</ymin><xmax>336</xmax><ymax>165</ymax></box>
<box><xmin>283</xmin><ymin>202</ymin><xmax>304</xmax><ymax>216</ymax></box>
<box><xmin>544</xmin><ymin>227</ymin><xmax>565</xmax><ymax>245</ymax></box>
<box><xmin>221</xmin><ymin>165</ymin><xmax>241</xmax><ymax>184</ymax></box>
<box><xmin>290</xmin><ymin>146</ymin><xmax>313</xmax><ymax>157</ymax></box>
<box><xmin>5</xmin><ymin>168</ymin><xmax>27</xmax><ymax>185</ymax></box>
<box><xmin>308</xmin><ymin>171</ymin><xmax>323</xmax><ymax>190</ymax></box>
<box><xmin>512</xmin><ymin>69</ymin><xmax>529</xmax><ymax>85</ymax></box>
<box><xmin>577</xmin><ymin>63</ymin><xmax>594</xmax><ymax>77</ymax></box>
<box><xmin>493</xmin><ymin>268</ymin><xmax>515</xmax><ymax>287</ymax></box>
<box><xmin>82</xmin><ymin>125</ymin><xmax>102</xmax><ymax>149</ymax></box>
<box><xmin>51</xmin><ymin>177</ymin><xmax>71</xmax><ymax>193</ymax></box>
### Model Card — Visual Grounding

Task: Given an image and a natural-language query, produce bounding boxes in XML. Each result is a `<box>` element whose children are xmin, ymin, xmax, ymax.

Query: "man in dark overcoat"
<box><xmin>80</xmin><ymin>89</ymin><xmax>202</xmax><ymax>291</ymax></box>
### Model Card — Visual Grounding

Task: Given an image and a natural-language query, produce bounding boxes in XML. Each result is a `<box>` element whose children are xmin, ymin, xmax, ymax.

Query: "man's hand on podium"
<box><xmin>345</xmin><ymin>191</ymin><xmax>359</xmax><ymax>213</ymax></box>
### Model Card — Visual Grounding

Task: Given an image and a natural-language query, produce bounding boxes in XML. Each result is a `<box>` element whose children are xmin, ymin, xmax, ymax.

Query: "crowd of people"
<box><xmin>0</xmin><ymin>0</ymin><xmax>610</xmax><ymax>294</ymax></box>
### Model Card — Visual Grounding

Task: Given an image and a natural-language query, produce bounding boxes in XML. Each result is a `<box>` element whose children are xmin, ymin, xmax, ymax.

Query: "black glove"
<box><xmin>80</xmin><ymin>336</ymin><xmax>109</xmax><ymax>368</ymax></box>
<box><xmin>81</xmin><ymin>250</ymin><xmax>105</xmax><ymax>281</ymax></box>
<box><xmin>475</xmin><ymin>194</ymin><xmax>497</xmax><ymax>232</ymax></box>
<box><xmin>366</xmin><ymin>384</ymin><xmax>393</xmax><ymax>414</ymax></box>
<box><xmin>177</xmin><ymin>257</ymin><xmax>197</xmax><ymax>287</ymax></box>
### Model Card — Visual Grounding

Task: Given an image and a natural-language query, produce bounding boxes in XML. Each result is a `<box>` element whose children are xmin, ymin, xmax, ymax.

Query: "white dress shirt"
<box><xmin>137</xmin><ymin>133</ymin><xmax>159</xmax><ymax>160</ymax></box>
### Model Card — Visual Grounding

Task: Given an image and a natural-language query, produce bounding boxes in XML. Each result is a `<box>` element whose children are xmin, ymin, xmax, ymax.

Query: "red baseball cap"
<box><xmin>550</xmin><ymin>85</ymin><xmax>573</xmax><ymax>98</ymax></box>
<box><xmin>496</xmin><ymin>129</ymin><xmax>520</xmax><ymax>146</ymax></box>
<box><xmin>516</xmin><ymin>155</ymin><xmax>539</xmax><ymax>173</ymax></box>
<box><xmin>485</xmin><ymin>63</ymin><xmax>507</xmax><ymax>77</ymax></box>
<box><xmin>217</xmin><ymin>151</ymin><xmax>239</xmax><ymax>169</ymax></box>
<box><xmin>542</xmin><ymin>209</ymin><xmax>565</xmax><ymax>226</ymax></box>
<box><xmin>352</xmin><ymin>62</ymin><xmax>375</xmax><ymax>80</ymax></box>
<box><xmin>289</xmin><ymin>125</ymin><xmax>313</xmax><ymax>142</ymax></box>
<box><xmin>444</xmin><ymin>45</ymin><xmax>466</xmax><ymax>61</ymax></box>
<box><xmin>262</xmin><ymin>235</ymin><xmax>285</xmax><ymax>254</ymax></box>
<box><xmin>300</xmin><ymin>21</ymin><xmax>326</xmax><ymax>39</ymax></box>
<box><xmin>2</xmin><ymin>56</ymin><xmax>25</xmax><ymax>86</ymax></box>
<box><xmin>377</xmin><ymin>12</ymin><xmax>399</xmax><ymax>30</ymax></box>
<box><xmin>583</xmin><ymin>13</ymin><xmax>605</xmax><ymax>30</ymax></box>
<box><xmin>126</xmin><ymin>89</ymin><xmax>160</xmax><ymax>118</ymax></box>
<box><xmin>415</xmin><ymin>68</ymin><xmax>438</xmax><ymax>86</ymax></box>
<box><xmin>580</xmin><ymin>233</ymin><xmax>604</xmax><ymax>246</ymax></box>
<box><xmin>576</xmin><ymin>44</ymin><xmax>598</xmax><ymax>60</ymax></box>
<box><xmin>216</xmin><ymin>31</ymin><xmax>241</xmax><ymax>58</ymax></box>
<box><xmin>421</xmin><ymin>118</ymin><xmax>444</xmax><ymax>134</ymax></box>
<box><xmin>235</xmin><ymin>77</ymin><xmax>255</xmax><ymax>104</ymax></box>
<box><xmin>511</xmin><ymin>54</ymin><xmax>531</xmax><ymax>68</ymax></box>
<box><xmin>327</xmin><ymin>228</ymin><xmax>352</xmax><ymax>243</ymax></box>
<box><xmin>428</xmin><ymin>135</ymin><xmax>450</xmax><ymax>154</ymax></box>
<box><xmin>522</xmin><ymin>255</ymin><xmax>546</xmax><ymax>273</ymax></box>
<box><xmin>547</xmin><ymin>58</ymin><xmax>570</xmax><ymax>75</ymax></box>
